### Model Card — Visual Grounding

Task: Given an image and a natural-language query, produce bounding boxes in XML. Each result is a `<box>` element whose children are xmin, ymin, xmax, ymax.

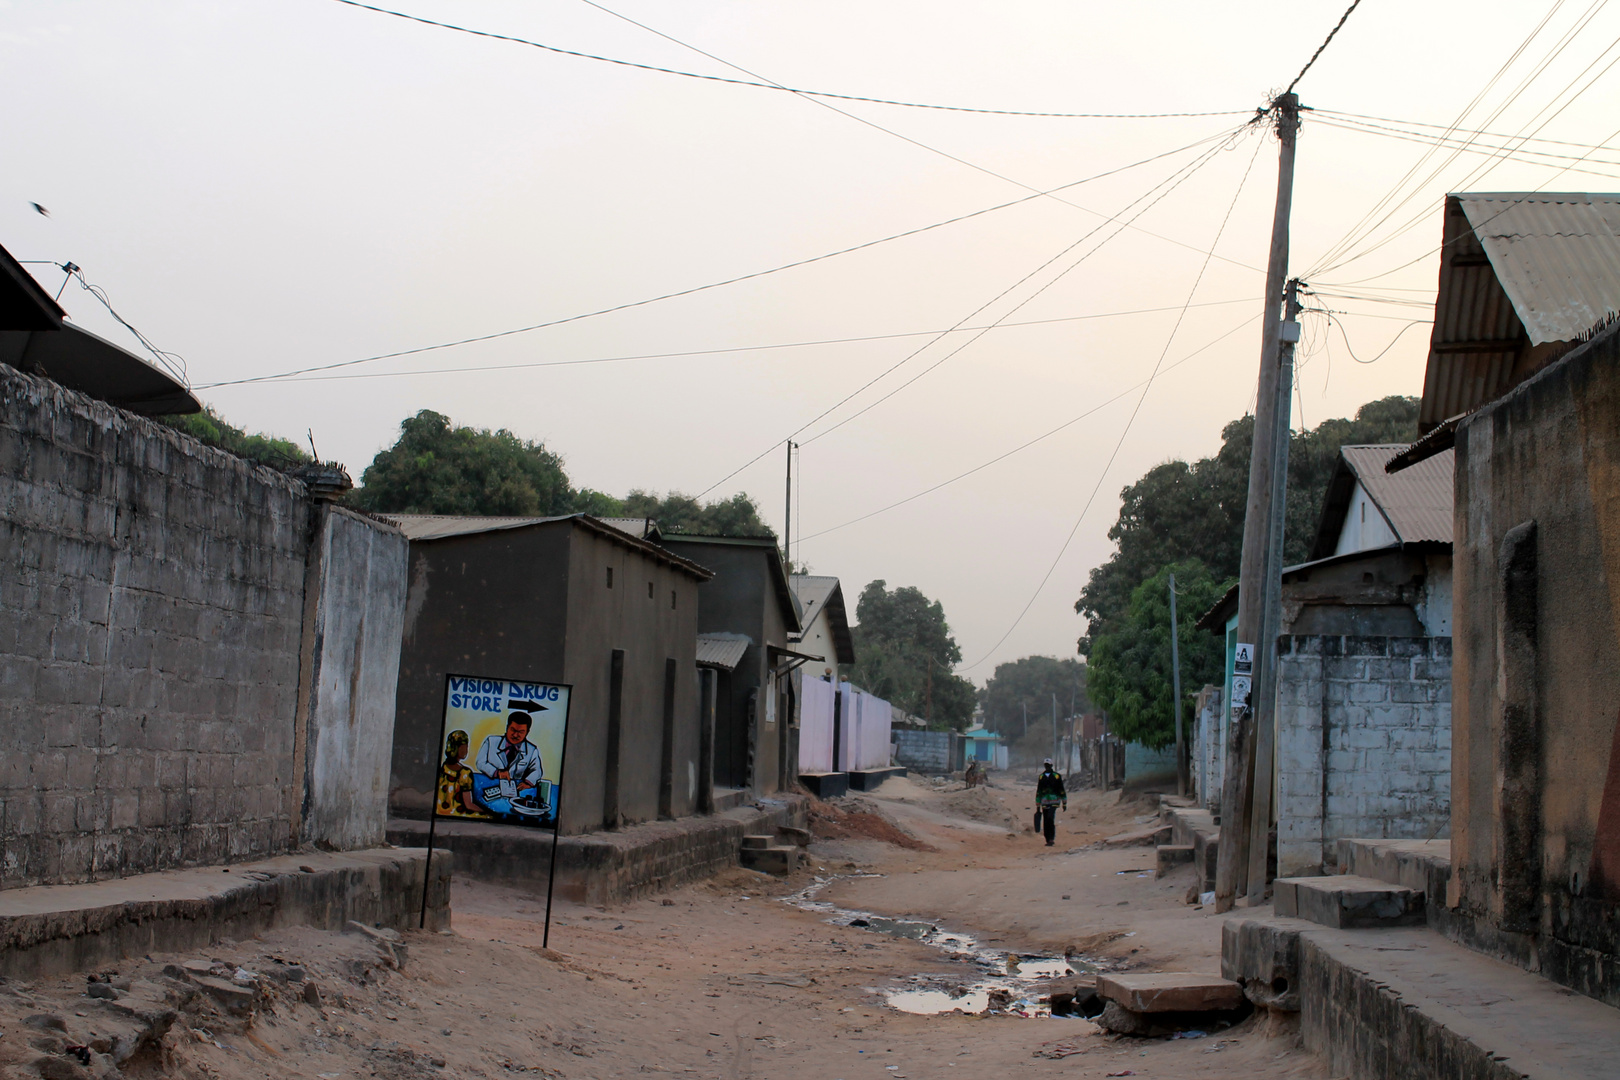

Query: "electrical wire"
<box><xmin>1285</xmin><ymin>0</ymin><xmax>1365</xmax><ymax>94</ymax></box>
<box><xmin>200</xmin><ymin>125</ymin><xmax>1241</xmax><ymax>390</ymax></box>
<box><xmin>694</xmin><ymin>123</ymin><xmax>1253</xmax><ymax>498</ymax></box>
<box><xmin>572</xmin><ymin>0</ymin><xmax>1270</xmax><ymax>279</ymax></box>
<box><xmin>1321</xmin><ymin>311</ymin><xmax>1433</xmax><ymax>363</ymax></box>
<box><xmin>200</xmin><ymin>298</ymin><xmax>1260</xmax><ymax>387</ymax></box>
<box><xmin>959</xmin><ymin>128</ymin><xmax>1263</xmax><ymax>671</ymax></box>
<box><xmin>1315</xmin><ymin>18</ymin><xmax>1620</xmax><ymax>277</ymax></box>
<box><xmin>1312</xmin><ymin>115</ymin><xmax>1620</xmax><ymax>177</ymax></box>
<box><xmin>1304</xmin><ymin>0</ymin><xmax>1583</xmax><ymax>276</ymax></box>
<box><xmin>43</xmin><ymin>263</ymin><xmax>188</xmax><ymax>383</ymax></box>
<box><xmin>329</xmin><ymin>0</ymin><xmax>1247</xmax><ymax>119</ymax></box>
<box><xmin>797</xmin><ymin>313</ymin><xmax>1259</xmax><ymax>544</ymax></box>
<box><xmin>1314</xmin><ymin>107</ymin><xmax>1620</xmax><ymax>151</ymax></box>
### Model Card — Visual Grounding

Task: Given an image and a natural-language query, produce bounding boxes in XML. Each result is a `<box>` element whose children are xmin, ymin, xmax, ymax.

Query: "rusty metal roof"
<box><xmin>1340</xmin><ymin>445</ymin><xmax>1453</xmax><ymax>546</ymax></box>
<box><xmin>385</xmin><ymin>513</ymin><xmax>712</xmax><ymax>579</ymax></box>
<box><xmin>696</xmin><ymin>633</ymin><xmax>750</xmax><ymax>671</ymax></box>
<box><xmin>387</xmin><ymin>514</ymin><xmax>567</xmax><ymax>540</ymax></box>
<box><xmin>1420</xmin><ymin>192</ymin><xmax>1620</xmax><ymax>429</ymax></box>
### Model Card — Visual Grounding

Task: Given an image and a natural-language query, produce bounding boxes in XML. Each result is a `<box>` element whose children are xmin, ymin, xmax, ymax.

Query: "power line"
<box><xmin>1285</xmin><ymin>0</ymin><xmax>1365</xmax><ymax>94</ymax></box>
<box><xmin>694</xmin><ymin>125</ymin><xmax>1252</xmax><ymax>498</ymax></box>
<box><xmin>798</xmin><ymin>313</ymin><xmax>1260</xmax><ymax>544</ymax></box>
<box><xmin>572</xmin><ymin>0</ymin><xmax>1270</xmax><ymax>279</ymax></box>
<box><xmin>960</xmin><ymin>129</ymin><xmax>1263</xmax><ymax>671</ymax></box>
<box><xmin>200</xmin><ymin>298</ymin><xmax>1259</xmax><ymax>387</ymax></box>
<box><xmin>329</xmin><ymin>0</ymin><xmax>1247</xmax><ymax>119</ymax></box>
<box><xmin>41</xmin><ymin>262</ymin><xmax>189</xmax><ymax>383</ymax></box>
<box><xmin>1313</xmin><ymin>114</ymin><xmax>1620</xmax><ymax>177</ymax></box>
<box><xmin>1315</xmin><ymin>107</ymin><xmax>1620</xmax><ymax>150</ymax></box>
<box><xmin>200</xmin><ymin>126</ymin><xmax>1240</xmax><ymax>389</ymax></box>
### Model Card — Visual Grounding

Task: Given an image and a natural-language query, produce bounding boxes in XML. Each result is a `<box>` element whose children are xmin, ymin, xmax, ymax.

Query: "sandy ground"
<box><xmin>0</xmin><ymin>773</ymin><xmax>1330</xmax><ymax>1080</ymax></box>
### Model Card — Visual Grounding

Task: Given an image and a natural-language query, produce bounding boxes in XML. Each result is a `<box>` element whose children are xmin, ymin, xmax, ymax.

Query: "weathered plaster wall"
<box><xmin>300</xmin><ymin>507</ymin><xmax>408</xmax><ymax>851</ymax></box>
<box><xmin>1451</xmin><ymin>320</ymin><xmax>1620</xmax><ymax>1005</ymax></box>
<box><xmin>0</xmin><ymin>364</ymin><xmax>309</xmax><ymax>886</ymax></box>
<box><xmin>1274</xmin><ymin>635</ymin><xmax>1452</xmax><ymax>877</ymax></box>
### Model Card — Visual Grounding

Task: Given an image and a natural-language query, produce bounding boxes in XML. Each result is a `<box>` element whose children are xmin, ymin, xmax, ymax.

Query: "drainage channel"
<box><xmin>783</xmin><ymin>875</ymin><xmax>1100</xmax><ymax>1018</ymax></box>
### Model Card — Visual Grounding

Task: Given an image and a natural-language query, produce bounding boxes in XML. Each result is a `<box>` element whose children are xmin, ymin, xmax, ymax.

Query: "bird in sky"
<box><xmin>29</xmin><ymin>202</ymin><xmax>49</xmax><ymax>217</ymax></box>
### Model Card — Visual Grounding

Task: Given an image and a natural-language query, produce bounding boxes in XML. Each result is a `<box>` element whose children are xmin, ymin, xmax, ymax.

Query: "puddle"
<box><xmin>782</xmin><ymin>876</ymin><xmax>1099</xmax><ymax>1017</ymax></box>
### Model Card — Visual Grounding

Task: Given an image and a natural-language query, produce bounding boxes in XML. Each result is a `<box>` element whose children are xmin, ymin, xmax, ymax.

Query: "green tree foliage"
<box><xmin>351</xmin><ymin>410</ymin><xmax>773</xmax><ymax>536</ymax></box>
<box><xmin>157</xmin><ymin>407</ymin><xmax>310</xmax><ymax>470</ymax></box>
<box><xmin>844</xmin><ymin>580</ymin><xmax>977</xmax><ymax>730</ymax></box>
<box><xmin>617</xmin><ymin>490</ymin><xmax>772</xmax><ymax>537</ymax></box>
<box><xmin>1075</xmin><ymin>395</ymin><xmax>1418</xmax><ymax>652</ymax></box>
<box><xmin>1088</xmin><ymin>559</ymin><xmax>1232</xmax><ymax>750</ymax></box>
<box><xmin>979</xmin><ymin>656</ymin><xmax>1090</xmax><ymax>739</ymax></box>
<box><xmin>353</xmin><ymin>410</ymin><xmax>574</xmax><ymax>516</ymax></box>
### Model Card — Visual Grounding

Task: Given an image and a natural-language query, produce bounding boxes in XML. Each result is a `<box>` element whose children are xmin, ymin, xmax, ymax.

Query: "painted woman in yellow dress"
<box><xmin>436</xmin><ymin>729</ymin><xmax>483</xmax><ymax>817</ymax></box>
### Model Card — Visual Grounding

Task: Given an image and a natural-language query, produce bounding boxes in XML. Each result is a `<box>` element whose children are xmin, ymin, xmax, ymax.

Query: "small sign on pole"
<box><xmin>1233</xmin><ymin>642</ymin><xmax>1254</xmax><ymax>675</ymax></box>
<box><xmin>420</xmin><ymin>674</ymin><xmax>572</xmax><ymax>946</ymax></box>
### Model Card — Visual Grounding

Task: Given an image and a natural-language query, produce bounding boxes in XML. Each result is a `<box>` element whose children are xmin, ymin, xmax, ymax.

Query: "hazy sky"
<box><xmin>5</xmin><ymin>0</ymin><xmax>1619</xmax><ymax>680</ymax></box>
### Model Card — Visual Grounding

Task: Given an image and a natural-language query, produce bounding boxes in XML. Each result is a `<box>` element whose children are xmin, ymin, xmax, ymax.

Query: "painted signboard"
<box><xmin>436</xmin><ymin>674</ymin><xmax>571</xmax><ymax>829</ymax></box>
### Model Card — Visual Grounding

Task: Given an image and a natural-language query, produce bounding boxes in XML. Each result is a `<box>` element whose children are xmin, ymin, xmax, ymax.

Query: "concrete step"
<box><xmin>1332</xmin><ymin>837</ymin><xmax>1451</xmax><ymax>901</ymax></box>
<box><xmin>738</xmin><ymin>845</ymin><xmax>800</xmax><ymax>875</ymax></box>
<box><xmin>1155</xmin><ymin>844</ymin><xmax>1194</xmax><ymax>877</ymax></box>
<box><xmin>1274</xmin><ymin>874</ymin><xmax>1425</xmax><ymax>929</ymax></box>
<box><xmin>740</xmin><ymin>834</ymin><xmax>773</xmax><ymax>851</ymax></box>
<box><xmin>798</xmin><ymin>772</ymin><xmax>848</xmax><ymax>799</ymax></box>
<box><xmin>1226</xmin><ymin>918</ymin><xmax>1620</xmax><ymax>1079</ymax></box>
<box><xmin>775</xmin><ymin>825</ymin><xmax>811</xmax><ymax>848</ymax></box>
<box><xmin>1097</xmin><ymin>971</ymin><xmax>1244</xmax><ymax>1013</ymax></box>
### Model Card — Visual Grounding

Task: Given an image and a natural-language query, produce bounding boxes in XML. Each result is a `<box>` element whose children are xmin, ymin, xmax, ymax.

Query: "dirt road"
<box><xmin>0</xmin><ymin>775</ymin><xmax>1327</xmax><ymax>1080</ymax></box>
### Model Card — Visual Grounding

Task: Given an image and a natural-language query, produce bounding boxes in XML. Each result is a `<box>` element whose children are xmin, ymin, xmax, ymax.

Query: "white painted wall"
<box><xmin>1417</xmin><ymin>552</ymin><xmax>1453</xmax><ymax>637</ymax></box>
<box><xmin>1332</xmin><ymin>481</ymin><xmax>1399</xmax><ymax>556</ymax></box>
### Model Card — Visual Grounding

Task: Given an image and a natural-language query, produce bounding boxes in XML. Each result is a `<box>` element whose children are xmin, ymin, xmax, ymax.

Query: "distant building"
<box><xmin>1200</xmin><ymin>443</ymin><xmax>1454</xmax><ymax>875</ymax></box>
<box><xmin>788</xmin><ymin>575</ymin><xmax>855</xmax><ymax>684</ymax></box>
<box><xmin>657</xmin><ymin>535</ymin><xmax>806</xmax><ymax>799</ymax></box>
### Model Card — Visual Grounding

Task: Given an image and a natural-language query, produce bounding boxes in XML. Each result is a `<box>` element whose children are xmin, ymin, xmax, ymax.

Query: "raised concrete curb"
<box><xmin>1275</xmin><ymin>874</ymin><xmax>1426</xmax><ymax>928</ymax></box>
<box><xmin>0</xmin><ymin>847</ymin><xmax>450</xmax><ymax>979</ymax></box>
<box><xmin>387</xmin><ymin>795</ymin><xmax>808</xmax><ymax>906</ymax></box>
<box><xmin>1159</xmin><ymin>800</ymin><xmax>1219</xmax><ymax>892</ymax></box>
<box><xmin>847</xmin><ymin>767</ymin><xmax>906</xmax><ymax>791</ymax></box>
<box><xmin>799</xmin><ymin>773</ymin><xmax>848</xmax><ymax>799</ymax></box>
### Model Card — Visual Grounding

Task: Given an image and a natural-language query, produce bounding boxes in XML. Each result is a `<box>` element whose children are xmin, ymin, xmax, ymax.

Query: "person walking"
<box><xmin>1034</xmin><ymin>758</ymin><xmax>1067</xmax><ymax>847</ymax></box>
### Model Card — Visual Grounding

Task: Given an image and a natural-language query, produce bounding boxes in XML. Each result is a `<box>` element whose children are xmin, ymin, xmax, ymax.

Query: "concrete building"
<box><xmin>1390</xmin><ymin>192</ymin><xmax>1620</xmax><ymax>1007</ymax></box>
<box><xmin>386</xmin><ymin>514</ymin><xmax>712</xmax><ymax>834</ymax></box>
<box><xmin>636</xmin><ymin>535</ymin><xmax>804</xmax><ymax>799</ymax></box>
<box><xmin>1199</xmin><ymin>444</ymin><xmax>1455</xmax><ymax>876</ymax></box>
<box><xmin>788</xmin><ymin>575</ymin><xmax>855</xmax><ymax>685</ymax></box>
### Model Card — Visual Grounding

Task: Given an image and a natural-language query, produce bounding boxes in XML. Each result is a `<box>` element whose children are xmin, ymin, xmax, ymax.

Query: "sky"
<box><xmin>5</xmin><ymin>0</ymin><xmax>1620</xmax><ymax>681</ymax></box>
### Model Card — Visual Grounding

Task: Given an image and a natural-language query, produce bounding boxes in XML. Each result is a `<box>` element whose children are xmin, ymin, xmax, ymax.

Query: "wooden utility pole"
<box><xmin>1245</xmin><ymin>277</ymin><xmax>1303</xmax><ymax>899</ymax></box>
<box><xmin>1169</xmin><ymin>572</ymin><xmax>1185</xmax><ymax>797</ymax></box>
<box><xmin>1214</xmin><ymin>93</ymin><xmax>1299</xmax><ymax>914</ymax></box>
<box><xmin>782</xmin><ymin>441</ymin><xmax>794</xmax><ymax>565</ymax></box>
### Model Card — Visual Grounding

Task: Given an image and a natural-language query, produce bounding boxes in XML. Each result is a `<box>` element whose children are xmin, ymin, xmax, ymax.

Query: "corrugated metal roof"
<box><xmin>1420</xmin><ymin>193</ymin><xmax>1620</xmax><ymax>429</ymax></box>
<box><xmin>597</xmin><ymin>517</ymin><xmax>661</xmax><ymax>541</ymax></box>
<box><xmin>696</xmin><ymin>633</ymin><xmax>750</xmax><ymax>671</ymax></box>
<box><xmin>1340</xmin><ymin>444</ymin><xmax>1454</xmax><ymax>545</ymax></box>
<box><xmin>1459</xmin><ymin>193</ymin><xmax>1620</xmax><ymax>344</ymax></box>
<box><xmin>789</xmin><ymin>575</ymin><xmax>838</xmax><ymax>625</ymax></box>
<box><xmin>385</xmin><ymin>514</ymin><xmax>568</xmax><ymax>541</ymax></box>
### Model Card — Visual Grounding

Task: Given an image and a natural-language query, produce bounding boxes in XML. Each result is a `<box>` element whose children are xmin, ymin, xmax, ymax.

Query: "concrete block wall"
<box><xmin>1275</xmin><ymin>635</ymin><xmax>1452</xmax><ymax>877</ymax></box>
<box><xmin>892</xmin><ymin>729</ymin><xmax>950</xmax><ymax>773</ymax></box>
<box><xmin>0</xmin><ymin>365</ymin><xmax>405</xmax><ymax>888</ymax></box>
<box><xmin>300</xmin><ymin>508</ymin><xmax>408</xmax><ymax>851</ymax></box>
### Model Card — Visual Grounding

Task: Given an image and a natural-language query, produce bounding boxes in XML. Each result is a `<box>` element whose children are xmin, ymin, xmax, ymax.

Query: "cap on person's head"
<box><xmin>1043</xmin><ymin>757</ymin><xmax>1054</xmax><ymax>766</ymax></box>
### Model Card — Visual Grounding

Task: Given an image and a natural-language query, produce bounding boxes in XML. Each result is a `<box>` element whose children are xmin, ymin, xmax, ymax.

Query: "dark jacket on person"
<box><xmin>1035</xmin><ymin>768</ymin><xmax>1067</xmax><ymax>805</ymax></box>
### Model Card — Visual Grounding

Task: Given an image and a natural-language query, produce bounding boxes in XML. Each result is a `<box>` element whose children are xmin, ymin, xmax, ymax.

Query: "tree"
<box><xmin>158</xmin><ymin>407</ymin><xmax>310</xmax><ymax>470</ymax></box>
<box><xmin>979</xmin><ymin>656</ymin><xmax>1090</xmax><ymax>739</ymax></box>
<box><xmin>843</xmin><ymin>580</ymin><xmax>976</xmax><ymax>730</ymax></box>
<box><xmin>1075</xmin><ymin>395</ymin><xmax>1418</xmax><ymax>652</ymax></box>
<box><xmin>618</xmin><ymin>490</ymin><xmax>772</xmax><ymax>537</ymax></box>
<box><xmin>353</xmin><ymin>409</ymin><xmax>574</xmax><ymax>516</ymax></box>
<box><xmin>1088</xmin><ymin>559</ymin><xmax>1232</xmax><ymax>750</ymax></box>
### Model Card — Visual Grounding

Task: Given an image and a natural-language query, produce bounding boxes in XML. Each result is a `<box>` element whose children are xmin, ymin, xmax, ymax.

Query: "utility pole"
<box><xmin>1169</xmin><ymin>573</ymin><xmax>1185</xmax><ymax>798</ymax></box>
<box><xmin>782</xmin><ymin>441</ymin><xmax>794</xmax><ymax>565</ymax></box>
<box><xmin>1051</xmin><ymin>693</ymin><xmax>1059</xmax><ymax>765</ymax></box>
<box><xmin>1245</xmin><ymin>278</ymin><xmax>1303</xmax><ymax>899</ymax></box>
<box><xmin>1215</xmin><ymin>92</ymin><xmax>1299</xmax><ymax>914</ymax></box>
